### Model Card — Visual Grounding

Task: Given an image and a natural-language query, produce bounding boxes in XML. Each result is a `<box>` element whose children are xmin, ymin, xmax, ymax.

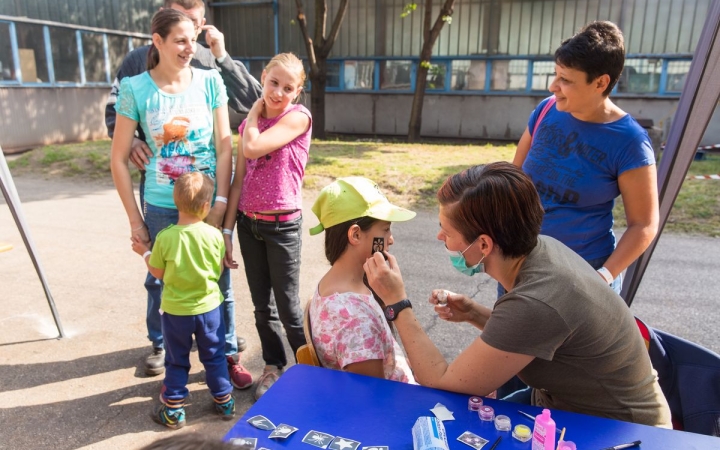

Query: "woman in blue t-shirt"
<box><xmin>513</xmin><ymin>21</ymin><xmax>658</xmax><ymax>295</ymax></box>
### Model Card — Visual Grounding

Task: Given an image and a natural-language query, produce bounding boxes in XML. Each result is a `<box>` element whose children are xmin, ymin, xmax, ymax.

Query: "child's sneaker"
<box><xmin>254</xmin><ymin>366</ymin><xmax>281</xmax><ymax>401</ymax></box>
<box><xmin>227</xmin><ymin>355</ymin><xmax>253</xmax><ymax>389</ymax></box>
<box><xmin>151</xmin><ymin>404</ymin><xmax>186</xmax><ymax>429</ymax></box>
<box><xmin>214</xmin><ymin>395</ymin><xmax>235</xmax><ymax>420</ymax></box>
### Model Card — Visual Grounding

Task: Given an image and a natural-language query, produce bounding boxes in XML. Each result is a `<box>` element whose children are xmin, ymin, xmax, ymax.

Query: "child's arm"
<box><xmin>221</xmin><ymin>133</ymin><xmax>247</xmax><ymax>269</ymax></box>
<box><xmin>206</xmin><ymin>103</ymin><xmax>233</xmax><ymax>228</ymax></box>
<box><xmin>242</xmin><ymin>99</ymin><xmax>310</xmax><ymax>159</ymax></box>
<box><xmin>344</xmin><ymin>360</ymin><xmax>386</xmax><ymax>379</ymax></box>
<box><xmin>131</xmin><ymin>236</ymin><xmax>164</xmax><ymax>280</ymax></box>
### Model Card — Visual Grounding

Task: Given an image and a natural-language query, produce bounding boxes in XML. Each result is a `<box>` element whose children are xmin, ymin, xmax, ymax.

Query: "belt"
<box><xmin>243</xmin><ymin>210</ymin><xmax>302</xmax><ymax>222</ymax></box>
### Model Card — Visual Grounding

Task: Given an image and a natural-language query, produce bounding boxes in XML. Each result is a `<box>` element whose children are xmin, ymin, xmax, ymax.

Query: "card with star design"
<box><xmin>269</xmin><ymin>423</ymin><xmax>299</xmax><ymax>439</ymax></box>
<box><xmin>329</xmin><ymin>436</ymin><xmax>361</xmax><ymax>450</ymax></box>
<box><xmin>227</xmin><ymin>437</ymin><xmax>257</xmax><ymax>449</ymax></box>
<box><xmin>301</xmin><ymin>430</ymin><xmax>335</xmax><ymax>448</ymax></box>
<box><xmin>247</xmin><ymin>415</ymin><xmax>276</xmax><ymax>431</ymax></box>
<box><xmin>457</xmin><ymin>431</ymin><xmax>489</xmax><ymax>449</ymax></box>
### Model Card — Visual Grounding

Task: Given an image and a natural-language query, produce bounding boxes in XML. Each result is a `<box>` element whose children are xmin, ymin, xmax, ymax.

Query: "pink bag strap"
<box><xmin>531</xmin><ymin>96</ymin><xmax>556</xmax><ymax>141</ymax></box>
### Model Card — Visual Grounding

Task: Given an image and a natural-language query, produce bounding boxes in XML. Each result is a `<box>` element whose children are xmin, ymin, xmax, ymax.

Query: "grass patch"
<box><xmin>304</xmin><ymin>140</ymin><xmax>516</xmax><ymax>209</ymax></box>
<box><xmin>7</xmin><ymin>139</ymin><xmax>140</xmax><ymax>182</ymax></box>
<box><xmin>6</xmin><ymin>138</ymin><xmax>720</xmax><ymax>236</ymax></box>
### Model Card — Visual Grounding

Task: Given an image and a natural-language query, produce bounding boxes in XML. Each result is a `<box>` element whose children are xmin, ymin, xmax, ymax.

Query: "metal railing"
<box><xmin>0</xmin><ymin>14</ymin><xmax>150</xmax><ymax>87</ymax></box>
<box><xmin>0</xmin><ymin>14</ymin><xmax>691</xmax><ymax>97</ymax></box>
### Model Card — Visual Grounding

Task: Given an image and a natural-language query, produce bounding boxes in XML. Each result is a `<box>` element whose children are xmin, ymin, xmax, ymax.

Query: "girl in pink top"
<box><xmin>222</xmin><ymin>53</ymin><xmax>312</xmax><ymax>401</ymax></box>
<box><xmin>307</xmin><ymin>177</ymin><xmax>416</xmax><ymax>383</ymax></box>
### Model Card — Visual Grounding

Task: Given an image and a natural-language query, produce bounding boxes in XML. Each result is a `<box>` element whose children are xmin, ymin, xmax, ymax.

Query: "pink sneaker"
<box><xmin>227</xmin><ymin>355</ymin><xmax>253</xmax><ymax>390</ymax></box>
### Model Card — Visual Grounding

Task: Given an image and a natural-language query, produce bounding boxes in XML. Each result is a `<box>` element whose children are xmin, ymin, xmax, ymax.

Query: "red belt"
<box><xmin>243</xmin><ymin>210</ymin><xmax>302</xmax><ymax>222</ymax></box>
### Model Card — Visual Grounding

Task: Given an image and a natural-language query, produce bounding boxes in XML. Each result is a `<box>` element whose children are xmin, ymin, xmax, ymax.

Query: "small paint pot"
<box><xmin>494</xmin><ymin>414</ymin><xmax>511</xmax><ymax>431</ymax></box>
<box><xmin>512</xmin><ymin>424</ymin><xmax>532</xmax><ymax>442</ymax></box>
<box><xmin>468</xmin><ymin>396</ymin><xmax>483</xmax><ymax>411</ymax></box>
<box><xmin>478</xmin><ymin>405</ymin><xmax>494</xmax><ymax>421</ymax></box>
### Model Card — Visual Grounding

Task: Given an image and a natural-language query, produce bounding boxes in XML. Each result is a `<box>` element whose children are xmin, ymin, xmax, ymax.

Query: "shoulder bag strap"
<box><xmin>531</xmin><ymin>96</ymin><xmax>556</xmax><ymax>142</ymax></box>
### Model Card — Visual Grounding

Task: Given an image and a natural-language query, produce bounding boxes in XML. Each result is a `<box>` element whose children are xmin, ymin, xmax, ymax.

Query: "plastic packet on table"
<box><xmin>412</xmin><ymin>416</ymin><xmax>449</xmax><ymax>450</ymax></box>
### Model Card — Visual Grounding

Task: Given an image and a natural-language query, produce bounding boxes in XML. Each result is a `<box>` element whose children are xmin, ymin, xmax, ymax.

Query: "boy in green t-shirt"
<box><xmin>132</xmin><ymin>172</ymin><xmax>234</xmax><ymax>429</ymax></box>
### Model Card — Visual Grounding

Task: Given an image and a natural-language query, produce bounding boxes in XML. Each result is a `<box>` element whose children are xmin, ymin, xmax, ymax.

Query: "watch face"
<box><xmin>385</xmin><ymin>307</ymin><xmax>395</xmax><ymax>320</ymax></box>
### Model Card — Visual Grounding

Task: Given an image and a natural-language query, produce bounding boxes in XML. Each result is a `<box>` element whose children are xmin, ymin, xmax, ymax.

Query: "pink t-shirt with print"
<box><xmin>238</xmin><ymin>103</ymin><xmax>312</xmax><ymax>212</ymax></box>
<box><xmin>309</xmin><ymin>288</ymin><xmax>415</xmax><ymax>384</ymax></box>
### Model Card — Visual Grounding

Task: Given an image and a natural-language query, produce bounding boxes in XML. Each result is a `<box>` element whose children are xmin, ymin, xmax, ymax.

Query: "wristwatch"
<box><xmin>384</xmin><ymin>299</ymin><xmax>412</xmax><ymax>321</ymax></box>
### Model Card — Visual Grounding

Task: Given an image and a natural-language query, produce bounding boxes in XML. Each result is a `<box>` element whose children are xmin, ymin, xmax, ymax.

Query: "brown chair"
<box><xmin>296</xmin><ymin>300</ymin><xmax>322</xmax><ymax>367</ymax></box>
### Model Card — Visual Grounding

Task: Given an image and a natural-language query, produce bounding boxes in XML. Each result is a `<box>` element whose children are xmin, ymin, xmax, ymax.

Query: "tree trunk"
<box><xmin>408</xmin><ymin>65</ymin><xmax>429</xmax><ymax>143</ymax></box>
<box><xmin>310</xmin><ymin>58</ymin><xmax>327</xmax><ymax>140</ymax></box>
<box><xmin>408</xmin><ymin>46</ymin><xmax>433</xmax><ymax>143</ymax></box>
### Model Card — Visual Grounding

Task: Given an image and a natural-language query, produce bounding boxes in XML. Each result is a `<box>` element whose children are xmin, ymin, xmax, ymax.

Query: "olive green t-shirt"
<box><xmin>149</xmin><ymin>222</ymin><xmax>224</xmax><ymax>316</ymax></box>
<box><xmin>481</xmin><ymin>236</ymin><xmax>671</xmax><ymax>427</ymax></box>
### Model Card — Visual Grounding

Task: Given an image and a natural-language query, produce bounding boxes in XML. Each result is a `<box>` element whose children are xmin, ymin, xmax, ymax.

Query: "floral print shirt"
<box><xmin>309</xmin><ymin>288</ymin><xmax>415</xmax><ymax>384</ymax></box>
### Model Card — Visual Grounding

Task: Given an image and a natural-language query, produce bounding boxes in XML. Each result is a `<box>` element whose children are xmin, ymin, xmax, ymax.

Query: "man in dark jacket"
<box><xmin>105</xmin><ymin>0</ymin><xmax>261</xmax><ymax>387</ymax></box>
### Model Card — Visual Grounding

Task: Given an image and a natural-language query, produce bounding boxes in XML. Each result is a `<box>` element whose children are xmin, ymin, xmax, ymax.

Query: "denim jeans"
<box><xmin>143</xmin><ymin>201</ymin><xmax>238</xmax><ymax>355</ymax></box>
<box><xmin>161</xmin><ymin>304</ymin><xmax>232</xmax><ymax>401</ymax></box>
<box><xmin>236</xmin><ymin>212</ymin><xmax>306</xmax><ymax>368</ymax></box>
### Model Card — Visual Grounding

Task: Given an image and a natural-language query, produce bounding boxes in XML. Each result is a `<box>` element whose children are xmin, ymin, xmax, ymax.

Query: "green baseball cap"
<box><xmin>309</xmin><ymin>177</ymin><xmax>416</xmax><ymax>236</ymax></box>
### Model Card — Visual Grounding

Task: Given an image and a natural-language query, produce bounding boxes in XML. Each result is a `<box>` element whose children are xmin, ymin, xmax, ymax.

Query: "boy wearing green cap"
<box><xmin>307</xmin><ymin>177</ymin><xmax>417</xmax><ymax>382</ymax></box>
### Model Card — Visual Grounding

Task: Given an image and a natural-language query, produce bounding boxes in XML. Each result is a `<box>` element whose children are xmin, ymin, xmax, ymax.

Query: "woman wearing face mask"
<box><xmin>364</xmin><ymin>162</ymin><xmax>671</xmax><ymax>427</ymax></box>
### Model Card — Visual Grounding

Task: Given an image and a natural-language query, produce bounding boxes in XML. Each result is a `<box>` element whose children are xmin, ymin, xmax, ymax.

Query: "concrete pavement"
<box><xmin>1</xmin><ymin>174</ymin><xmax>718</xmax><ymax>449</ymax></box>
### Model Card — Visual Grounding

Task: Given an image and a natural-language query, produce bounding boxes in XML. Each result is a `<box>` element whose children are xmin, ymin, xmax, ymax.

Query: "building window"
<box><xmin>426</xmin><ymin>63</ymin><xmax>445</xmax><ymax>91</ymax></box>
<box><xmin>531</xmin><ymin>61</ymin><xmax>554</xmax><ymax>91</ymax></box>
<box><xmin>617</xmin><ymin>58</ymin><xmax>662</xmax><ymax>94</ymax></box>
<box><xmin>14</xmin><ymin>23</ymin><xmax>50</xmax><ymax>83</ymax></box>
<box><xmin>666</xmin><ymin>60</ymin><xmax>691</xmax><ymax>93</ymax></box>
<box><xmin>491</xmin><ymin>59</ymin><xmax>527</xmax><ymax>91</ymax></box>
<box><xmin>344</xmin><ymin>60</ymin><xmax>374</xmax><ymax>89</ymax></box>
<box><xmin>380</xmin><ymin>60</ymin><xmax>412</xmax><ymax>90</ymax></box>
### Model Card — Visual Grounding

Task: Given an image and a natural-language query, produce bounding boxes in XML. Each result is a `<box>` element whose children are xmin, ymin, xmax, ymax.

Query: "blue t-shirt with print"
<box><xmin>115</xmin><ymin>68</ymin><xmax>228</xmax><ymax>209</ymax></box>
<box><xmin>523</xmin><ymin>97</ymin><xmax>655</xmax><ymax>260</ymax></box>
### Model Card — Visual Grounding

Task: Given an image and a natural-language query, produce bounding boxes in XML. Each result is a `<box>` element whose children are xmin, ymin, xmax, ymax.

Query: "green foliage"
<box><xmin>401</xmin><ymin>3</ymin><xmax>417</xmax><ymax>18</ymax></box>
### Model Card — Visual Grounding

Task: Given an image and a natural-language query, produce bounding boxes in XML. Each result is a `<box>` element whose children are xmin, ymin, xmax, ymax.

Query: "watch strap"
<box><xmin>385</xmin><ymin>298</ymin><xmax>412</xmax><ymax>321</ymax></box>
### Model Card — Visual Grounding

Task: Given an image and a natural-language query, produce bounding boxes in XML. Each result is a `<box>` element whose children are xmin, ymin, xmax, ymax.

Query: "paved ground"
<box><xmin>0</xmin><ymin>175</ymin><xmax>718</xmax><ymax>449</ymax></box>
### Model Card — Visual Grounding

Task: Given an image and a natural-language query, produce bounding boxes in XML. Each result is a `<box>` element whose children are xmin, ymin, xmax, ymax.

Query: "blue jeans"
<box><xmin>161</xmin><ymin>304</ymin><xmax>232</xmax><ymax>401</ymax></box>
<box><xmin>143</xmin><ymin>201</ymin><xmax>238</xmax><ymax>355</ymax></box>
<box><xmin>236</xmin><ymin>212</ymin><xmax>306</xmax><ymax>368</ymax></box>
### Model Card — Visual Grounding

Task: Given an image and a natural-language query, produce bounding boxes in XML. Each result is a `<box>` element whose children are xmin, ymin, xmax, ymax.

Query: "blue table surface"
<box><xmin>225</xmin><ymin>365</ymin><xmax>720</xmax><ymax>449</ymax></box>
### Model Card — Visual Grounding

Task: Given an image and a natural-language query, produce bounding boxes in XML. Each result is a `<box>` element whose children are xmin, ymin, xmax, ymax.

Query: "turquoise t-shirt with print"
<box><xmin>115</xmin><ymin>68</ymin><xmax>228</xmax><ymax>209</ymax></box>
<box><xmin>148</xmin><ymin>222</ymin><xmax>224</xmax><ymax>316</ymax></box>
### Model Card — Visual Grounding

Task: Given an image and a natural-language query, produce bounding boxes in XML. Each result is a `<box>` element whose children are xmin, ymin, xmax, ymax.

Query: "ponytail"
<box><xmin>147</xmin><ymin>44</ymin><xmax>160</xmax><ymax>71</ymax></box>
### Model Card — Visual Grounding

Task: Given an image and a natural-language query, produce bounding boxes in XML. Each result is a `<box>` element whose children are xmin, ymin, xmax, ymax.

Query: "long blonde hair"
<box><xmin>264</xmin><ymin>53</ymin><xmax>307</xmax><ymax>101</ymax></box>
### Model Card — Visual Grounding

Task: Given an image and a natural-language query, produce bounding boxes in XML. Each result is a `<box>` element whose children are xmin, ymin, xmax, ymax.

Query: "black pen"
<box><xmin>488</xmin><ymin>436</ymin><xmax>502</xmax><ymax>450</ymax></box>
<box><xmin>600</xmin><ymin>440</ymin><xmax>641</xmax><ymax>450</ymax></box>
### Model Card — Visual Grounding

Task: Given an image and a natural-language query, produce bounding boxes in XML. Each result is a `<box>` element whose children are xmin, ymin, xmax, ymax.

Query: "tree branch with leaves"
<box><xmin>405</xmin><ymin>0</ymin><xmax>456</xmax><ymax>142</ymax></box>
<box><xmin>294</xmin><ymin>0</ymin><xmax>350</xmax><ymax>139</ymax></box>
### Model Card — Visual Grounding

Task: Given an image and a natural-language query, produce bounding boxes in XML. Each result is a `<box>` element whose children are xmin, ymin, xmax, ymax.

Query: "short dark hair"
<box><xmin>436</xmin><ymin>162</ymin><xmax>543</xmax><ymax>259</ymax></box>
<box><xmin>173</xmin><ymin>172</ymin><xmax>214</xmax><ymax>217</ymax></box>
<box><xmin>554</xmin><ymin>21</ymin><xmax>625</xmax><ymax>96</ymax></box>
<box><xmin>163</xmin><ymin>0</ymin><xmax>205</xmax><ymax>10</ymax></box>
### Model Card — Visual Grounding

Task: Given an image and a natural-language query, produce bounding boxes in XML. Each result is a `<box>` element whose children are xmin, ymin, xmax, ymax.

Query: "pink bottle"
<box><xmin>531</xmin><ymin>409</ymin><xmax>556</xmax><ymax>450</ymax></box>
